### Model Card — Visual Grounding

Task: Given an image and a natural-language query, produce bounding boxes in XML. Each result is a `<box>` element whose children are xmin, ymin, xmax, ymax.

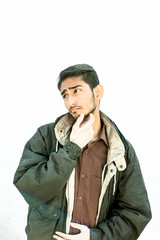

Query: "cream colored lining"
<box><xmin>65</xmin><ymin>169</ymin><xmax>75</xmax><ymax>234</ymax></box>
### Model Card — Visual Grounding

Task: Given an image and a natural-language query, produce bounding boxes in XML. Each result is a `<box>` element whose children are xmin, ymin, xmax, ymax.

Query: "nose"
<box><xmin>65</xmin><ymin>96</ymin><xmax>76</xmax><ymax>109</ymax></box>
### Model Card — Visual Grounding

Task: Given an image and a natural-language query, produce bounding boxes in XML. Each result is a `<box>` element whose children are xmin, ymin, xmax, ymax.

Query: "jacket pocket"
<box><xmin>33</xmin><ymin>197</ymin><xmax>62</xmax><ymax>220</ymax></box>
<box><xmin>26</xmin><ymin>197</ymin><xmax>63</xmax><ymax>240</ymax></box>
<box><xmin>37</xmin><ymin>197</ymin><xmax>62</xmax><ymax>219</ymax></box>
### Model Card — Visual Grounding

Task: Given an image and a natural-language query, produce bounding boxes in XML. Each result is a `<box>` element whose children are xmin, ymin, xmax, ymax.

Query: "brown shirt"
<box><xmin>71</xmin><ymin>123</ymin><xmax>108</xmax><ymax>233</ymax></box>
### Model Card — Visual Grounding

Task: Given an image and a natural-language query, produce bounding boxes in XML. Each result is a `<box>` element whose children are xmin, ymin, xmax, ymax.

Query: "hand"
<box><xmin>70</xmin><ymin>113</ymin><xmax>95</xmax><ymax>149</ymax></box>
<box><xmin>53</xmin><ymin>223</ymin><xmax>90</xmax><ymax>240</ymax></box>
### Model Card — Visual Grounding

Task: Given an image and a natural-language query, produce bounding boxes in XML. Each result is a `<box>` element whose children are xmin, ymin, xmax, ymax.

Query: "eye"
<box><xmin>74</xmin><ymin>89</ymin><xmax>80</xmax><ymax>94</ymax></box>
<box><xmin>63</xmin><ymin>94</ymin><xmax>68</xmax><ymax>99</ymax></box>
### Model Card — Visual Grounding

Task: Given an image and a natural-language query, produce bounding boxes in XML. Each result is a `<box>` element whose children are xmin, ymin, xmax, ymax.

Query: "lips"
<box><xmin>69</xmin><ymin>107</ymin><xmax>81</xmax><ymax>112</ymax></box>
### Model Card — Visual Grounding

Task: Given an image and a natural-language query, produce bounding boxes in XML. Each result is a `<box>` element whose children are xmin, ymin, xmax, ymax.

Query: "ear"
<box><xmin>94</xmin><ymin>84</ymin><xmax>104</xmax><ymax>100</ymax></box>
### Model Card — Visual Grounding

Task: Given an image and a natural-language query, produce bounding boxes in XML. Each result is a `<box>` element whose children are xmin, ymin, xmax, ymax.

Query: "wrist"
<box><xmin>64</xmin><ymin>141</ymin><xmax>82</xmax><ymax>159</ymax></box>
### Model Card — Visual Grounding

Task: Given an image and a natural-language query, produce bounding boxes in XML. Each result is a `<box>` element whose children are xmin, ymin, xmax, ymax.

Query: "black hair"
<box><xmin>57</xmin><ymin>64</ymin><xmax>99</xmax><ymax>90</ymax></box>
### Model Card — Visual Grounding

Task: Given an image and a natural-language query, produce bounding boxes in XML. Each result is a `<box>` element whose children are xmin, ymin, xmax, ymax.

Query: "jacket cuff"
<box><xmin>63</xmin><ymin>141</ymin><xmax>82</xmax><ymax>160</ymax></box>
<box><xmin>90</xmin><ymin>228</ymin><xmax>101</xmax><ymax>240</ymax></box>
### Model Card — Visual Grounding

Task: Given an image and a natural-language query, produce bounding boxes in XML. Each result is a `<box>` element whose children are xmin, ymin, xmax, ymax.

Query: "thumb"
<box><xmin>74</xmin><ymin>113</ymin><xmax>84</xmax><ymax>127</ymax></box>
<box><xmin>70</xmin><ymin>222</ymin><xmax>88</xmax><ymax>231</ymax></box>
<box><xmin>89</xmin><ymin>113</ymin><xmax>95</xmax><ymax>124</ymax></box>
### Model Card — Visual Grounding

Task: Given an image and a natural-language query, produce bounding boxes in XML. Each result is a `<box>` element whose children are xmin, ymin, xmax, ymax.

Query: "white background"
<box><xmin>0</xmin><ymin>0</ymin><xmax>160</xmax><ymax>239</ymax></box>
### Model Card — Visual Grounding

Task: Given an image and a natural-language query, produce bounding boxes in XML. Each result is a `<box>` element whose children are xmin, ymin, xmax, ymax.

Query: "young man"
<box><xmin>13</xmin><ymin>64</ymin><xmax>151</xmax><ymax>240</ymax></box>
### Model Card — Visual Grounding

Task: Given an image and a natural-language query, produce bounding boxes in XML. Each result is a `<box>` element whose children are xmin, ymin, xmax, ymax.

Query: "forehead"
<box><xmin>60</xmin><ymin>76</ymin><xmax>89</xmax><ymax>91</ymax></box>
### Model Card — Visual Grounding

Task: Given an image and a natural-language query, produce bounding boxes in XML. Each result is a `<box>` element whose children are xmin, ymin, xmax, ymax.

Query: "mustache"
<box><xmin>69</xmin><ymin>106</ymin><xmax>81</xmax><ymax>112</ymax></box>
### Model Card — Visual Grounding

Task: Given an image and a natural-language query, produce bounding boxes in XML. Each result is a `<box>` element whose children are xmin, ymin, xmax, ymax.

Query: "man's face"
<box><xmin>60</xmin><ymin>76</ymin><xmax>98</xmax><ymax>120</ymax></box>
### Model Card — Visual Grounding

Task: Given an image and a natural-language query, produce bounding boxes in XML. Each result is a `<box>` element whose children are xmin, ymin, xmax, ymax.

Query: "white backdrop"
<box><xmin>0</xmin><ymin>0</ymin><xmax>160</xmax><ymax>239</ymax></box>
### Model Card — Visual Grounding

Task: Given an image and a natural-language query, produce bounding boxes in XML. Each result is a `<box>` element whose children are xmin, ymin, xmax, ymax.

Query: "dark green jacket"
<box><xmin>13</xmin><ymin>112</ymin><xmax>151</xmax><ymax>240</ymax></box>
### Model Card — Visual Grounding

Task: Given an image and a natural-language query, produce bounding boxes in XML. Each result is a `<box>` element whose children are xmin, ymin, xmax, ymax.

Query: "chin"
<box><xmin>70</xmin><ymin>112</ymin><xmax>80</xmax><ymax>119</ymax></box>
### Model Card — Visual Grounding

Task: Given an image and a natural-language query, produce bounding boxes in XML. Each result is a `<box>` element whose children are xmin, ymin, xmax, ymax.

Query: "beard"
<box><xmin>72</xmin><ymin>92</ymin><xmax>97</xmax><ymax>122</ymax></box>
<box><xmin>83</xmin><ymin>105</ymin><xmax>96</xmax><ymax>122</ymax></box>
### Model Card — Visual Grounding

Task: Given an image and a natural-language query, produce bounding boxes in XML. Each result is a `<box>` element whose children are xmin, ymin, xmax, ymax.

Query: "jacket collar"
<box><xmin>54</xmin><ymin>111</ymin><xmax>126</xmax><ymax>171</ymax></box>
<box><xmin>54</xmin><ymin>113</ymin><xmax>75</xmax><ymax>146</ymax></box>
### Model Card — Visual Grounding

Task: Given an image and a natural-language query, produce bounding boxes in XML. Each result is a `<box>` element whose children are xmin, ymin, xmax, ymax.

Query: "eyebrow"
<box><xmin>61</xmin><ymin>85</ymin><xmax>83</xmax><ymax>95</ymax></box>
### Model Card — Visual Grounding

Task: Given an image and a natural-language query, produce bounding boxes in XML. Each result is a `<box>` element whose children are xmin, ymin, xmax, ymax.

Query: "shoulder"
<box><xmin>102</xmin><ymin>112</ymin><xmax>137</xmax><ymax>162</ymax></box>
<box><xmin>38</xmin><ymin>122</ymin><xmax>55</xmax><ymax>136</ymax></box>
<box><xmin>37</xmin><ymin>114</ymin><xmax>66</xmax><ymax>138</ymax></box>
<box><xmin>26</xmin><ymin>115</ymin><xmax>65</xmax><ymax>154</ymax></box>
<box><xmin>110</xmin><ymin>119</ymin><xmax>139</xmax><ymax>166</ymax></box>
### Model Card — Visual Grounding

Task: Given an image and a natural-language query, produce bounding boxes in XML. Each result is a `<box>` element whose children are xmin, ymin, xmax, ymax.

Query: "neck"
<box><xmin>92</xmin><ymin>110</ymin><xmax>102</xmax><ymax>141</ymax></box>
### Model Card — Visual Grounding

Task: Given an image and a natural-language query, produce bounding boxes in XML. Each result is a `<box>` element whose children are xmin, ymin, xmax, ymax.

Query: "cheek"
<box><xmin>65</xmin><ymin>103</ymin><xmax>70</xmax><ymax>110</ymax></box>
<box><xmin>63</xmin><ymin>100</ymin><xmax>68</xmax><ymax>109</ymax></box>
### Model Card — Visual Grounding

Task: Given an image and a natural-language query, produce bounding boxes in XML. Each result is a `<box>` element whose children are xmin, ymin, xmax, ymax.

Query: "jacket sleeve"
<box><xmin>13</xmin><ymin>126</ymin><xmax>82</xmax><ymax>206</ymax></box>
<box><xmin>90</xmin><ymin>141</ymin><xmax>152</xmax><ymax>240</ymax></box>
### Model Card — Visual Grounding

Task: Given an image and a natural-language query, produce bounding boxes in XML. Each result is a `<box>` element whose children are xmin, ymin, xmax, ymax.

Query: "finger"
<box><xmin>54</xmin><ymin>231</ymin><xmax>72</xmax><ymax>240</ymax></box>
<box><xmin>74</xmin><ymin>113</ymin><xmax>84</xmax><ymax>127</ymax></box>
<box><xmin>89</xmin><ymin>113</ymin><xmax>95</xmax><ymax>124</ymax></box>
<box><xmin>82</xmin><ymin>114</ymin><xmax>94</xmax><ymax>128</ymax></box>
<box><xmin>53</xmin><ymin>234</ymin><xmax>63</xmax><ymax>240</ymax></box>
<box><xmin>70</xmin><ymin>222</ymin><xmax>87</xmax><ymax>231</ymax></box>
